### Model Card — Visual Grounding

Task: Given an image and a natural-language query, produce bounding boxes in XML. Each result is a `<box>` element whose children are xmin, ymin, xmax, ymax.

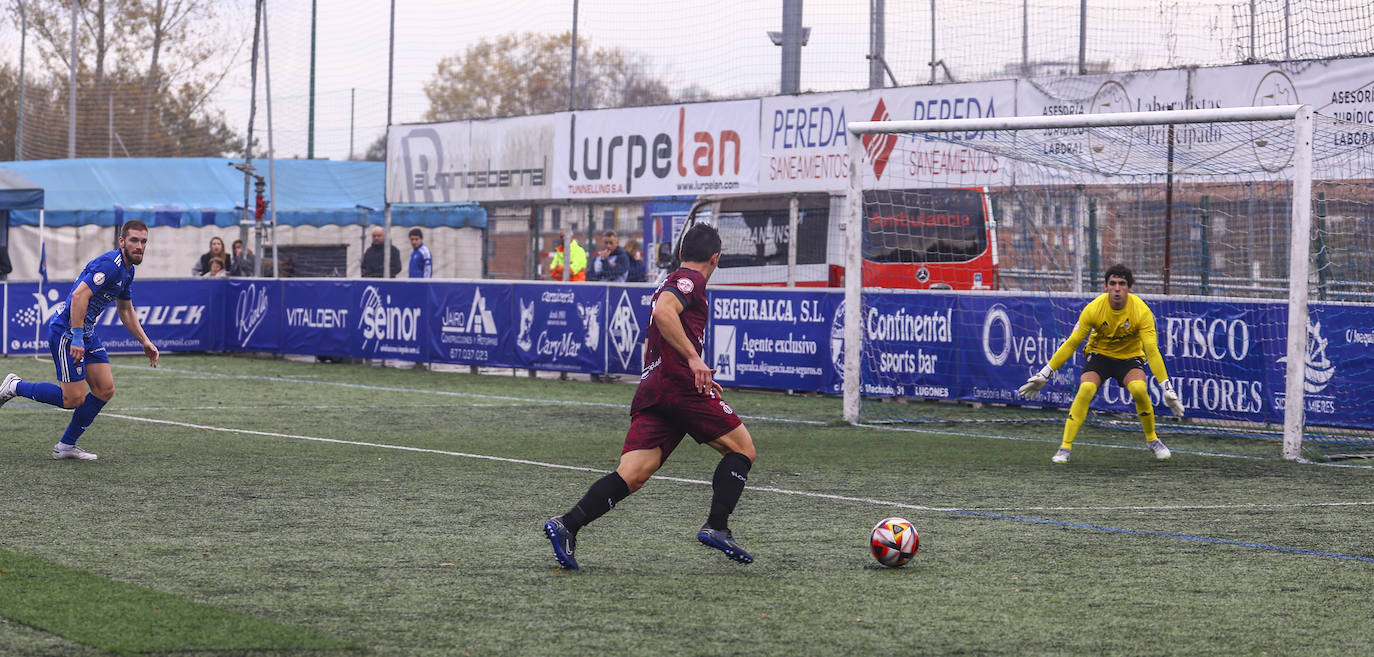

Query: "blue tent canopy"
<box><xmin>0</xmin><ymin>168</ymin><xmax>44</xmax><ymax>211</ymax></box>
<box><xmin>2</xmin><ymin>158</ymin><xmax>484</xmax><ymax>229</ymax></box>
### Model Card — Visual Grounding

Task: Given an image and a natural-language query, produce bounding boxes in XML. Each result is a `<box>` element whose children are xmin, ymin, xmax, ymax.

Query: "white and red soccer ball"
<box><xmin>870</xmin><ymin>517</ymin><xmax>919</xmax><ymax>567</ymax></box>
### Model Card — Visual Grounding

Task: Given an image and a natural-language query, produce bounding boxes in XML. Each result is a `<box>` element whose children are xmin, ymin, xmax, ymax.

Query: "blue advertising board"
<box><xmin>428</xmin><ymin>282</ymin><xmax>514</xmax><ymax>367</ymax></box>
<box><xmin>3</xmin><ymin>279</ymin><xmax>221</xmax><ymax>355</ymax></box>
<box><xmin>353</xmin><ymin>282</ymin><xmax>429</xmax><ymax>361</ymax></box>
<box><xmin>511</xmin><ymin>283</ymin><xmax>606</xmax><ymax>372</ymax></box>
<box><xmin>5</xmin><ymin>279</ymin><xmax>1373</xmax><ymax>431</ymax></box>
<box><xmin>227</xmin><ymin>280</ymin><xmax>282</xmax><ymax>353</ymax></box>
<box><xmin>707</xmin><ymin>287</ymin><xmax>838</xmax><ymax>392</ymax></box>
<box><xmin>602</xmin><ymin>284</ymin><xmax>656</xmax><ymax>377</ymax></box>
<box><xmin>279</xmin><ymin>280</ymin><xmax>353</xmax><ymax>358</ymax></box>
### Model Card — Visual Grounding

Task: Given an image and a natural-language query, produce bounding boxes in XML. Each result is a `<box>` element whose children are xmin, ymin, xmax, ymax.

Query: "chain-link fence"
<box><xmin>4</xmin><ymin>0</ymin><xmax>1374</xmax><ymax>163</ymax></box>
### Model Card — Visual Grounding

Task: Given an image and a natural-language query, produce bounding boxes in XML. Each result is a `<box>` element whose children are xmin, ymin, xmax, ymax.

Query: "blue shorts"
<box><xmin>49</xmin><ymin>326</ymin><xmax>110</xmax><ymax>383</ymax></box>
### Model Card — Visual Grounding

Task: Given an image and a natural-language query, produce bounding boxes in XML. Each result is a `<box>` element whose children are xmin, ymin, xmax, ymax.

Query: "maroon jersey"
<box><xmin>632</xmin><ymin>267</ymin><xmax>709</xmax><ymax>412</ymax></box>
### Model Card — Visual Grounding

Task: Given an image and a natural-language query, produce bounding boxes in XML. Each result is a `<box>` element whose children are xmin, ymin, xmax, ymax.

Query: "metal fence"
<box><xmin>4</xmin><ymin>0</ymin><xmax>1374</xmax><ymax>163</ymax></box>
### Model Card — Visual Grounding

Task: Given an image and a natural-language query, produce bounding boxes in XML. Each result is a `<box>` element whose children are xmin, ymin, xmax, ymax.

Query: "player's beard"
<box><xmin>123</xmin><ymin>245</ymin><xmax>144</xmax><ymax>265</ymax></box>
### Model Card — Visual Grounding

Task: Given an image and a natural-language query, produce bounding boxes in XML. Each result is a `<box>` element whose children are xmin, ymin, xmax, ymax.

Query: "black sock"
<box><xmin>707</xmin><ymin>452</ymin><xmax>752</xmax><ymax>531</ymax></box>
<box><xmin>563</xmin><ymin>471</ymin><xmax>631</xmax><ymax>531</ymax></box>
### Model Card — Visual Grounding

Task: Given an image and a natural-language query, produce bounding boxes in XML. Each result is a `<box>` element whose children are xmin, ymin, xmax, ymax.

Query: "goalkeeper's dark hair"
<box><xmin>679</xmin><ymin>223</ymin><xmax>722</xmax><ymax>263</ymax></box>
<box><xmin>1104</xmin><ymin>263</ymin><xmax>1134</xmax><ymax>287</ymax></box>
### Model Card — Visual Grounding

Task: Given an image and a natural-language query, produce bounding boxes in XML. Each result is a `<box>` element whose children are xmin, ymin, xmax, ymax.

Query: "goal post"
<box><xmin>841</xmin><ymin>104</ymin><xmax>1364</xmax><ymax>461</ymax></box>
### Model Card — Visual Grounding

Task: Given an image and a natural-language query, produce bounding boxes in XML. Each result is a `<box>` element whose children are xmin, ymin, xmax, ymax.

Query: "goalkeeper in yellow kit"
<box><xmin>1017</xmin><ymin>264</ymin><xmax>1185</xmax><ymax>463</ymax></box>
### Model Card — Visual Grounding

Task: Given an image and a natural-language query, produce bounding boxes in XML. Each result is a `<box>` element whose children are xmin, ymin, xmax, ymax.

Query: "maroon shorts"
<box><xmin>622</xmin><ymin>390</ymin><xmax>744</xmax><ymax>462</ymax></box>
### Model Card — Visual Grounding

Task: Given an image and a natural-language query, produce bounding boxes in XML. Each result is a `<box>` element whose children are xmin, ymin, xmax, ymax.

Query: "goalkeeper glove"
<box><xmin>1017</xmin><ymin>364</ymin><xmax>1054</xmax><ymax>399</ymax></box>
<box><xmin>1161</xmin><ymin>379</ymin><xmax>1185</xmax><ymax>417</ymax></box>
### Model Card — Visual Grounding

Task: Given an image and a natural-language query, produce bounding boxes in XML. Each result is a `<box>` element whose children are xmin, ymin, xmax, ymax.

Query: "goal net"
<box><xmin>843</xmin><ymin>105</ymin><xmax>1374</xmax><ymax>461</ymax></box>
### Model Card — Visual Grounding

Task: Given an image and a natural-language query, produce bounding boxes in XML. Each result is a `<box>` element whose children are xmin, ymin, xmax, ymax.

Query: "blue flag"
<box><xmin>39</xmin><ymin>242</ymin><xmax>48</xmax><ymax>286</ymax></box>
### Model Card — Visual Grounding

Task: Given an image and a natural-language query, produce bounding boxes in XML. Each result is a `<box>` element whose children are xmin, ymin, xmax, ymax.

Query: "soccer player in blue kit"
<box><xmin>0</xmin><ymin>220</ymin><xmax>160</xmax><ymax>460</ymax></box>
<box><xmin>544</xmin><ymin>224</ymin><xmax>757</xmax><ymax>569</ymax></box>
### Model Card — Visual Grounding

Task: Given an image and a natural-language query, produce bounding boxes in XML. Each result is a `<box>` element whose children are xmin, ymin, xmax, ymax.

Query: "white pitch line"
<box><xmin>94</xmin><ymin>411</ymin><xmax>1374</xmax><ymax>516</ymax></box>
<box><xmin>112</xmin><ymin>364</ymin><xmax>829</xmax><ymax>426</ymax></box>
<box><xmin>963</xmin><ymin>501</ymin><xmax>1374</xmax><ymax>512</ymax></box>
<box><xmin>110</xmin><ymin>363</ymin><xmax>1374</xmax><ymax>469</ymax></box>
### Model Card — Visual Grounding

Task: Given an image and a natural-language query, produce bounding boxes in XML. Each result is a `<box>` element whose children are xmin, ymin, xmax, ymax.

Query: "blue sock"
<box><xmin>17</xmin><ymin>381</ymin><xmax>65</xmax><ymax>408</ymax></box>
<box><xmin>60</xmin><ymin>394</ymin><xmax>108</xmax><ymax>446</ymax></box>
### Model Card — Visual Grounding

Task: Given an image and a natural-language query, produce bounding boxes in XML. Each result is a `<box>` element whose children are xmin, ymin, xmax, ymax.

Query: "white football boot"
<box><xmin>52</xmin><ymin>443</ymin><xmax>99</xmax><ymax>461</ymax></box>
<box><xmin>0</xmin><ymin>373</ymin><xmax>19</xmax><ymax>408</ymax></box>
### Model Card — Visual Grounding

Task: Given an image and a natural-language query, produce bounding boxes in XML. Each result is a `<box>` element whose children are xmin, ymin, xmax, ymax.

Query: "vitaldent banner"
<box><xmin>553</xmin><ymin>99</ymin><xmax>761</xmax><ymax>198</ymax></box>
<box><xmin>386</xmin><ymin>114</ymin><xmax>555</xmax><ymax>204</ymax></box>
<box><xmin>761</xmin><ymin>81</ymin><xmax>1018</xmax><ymax>193</ymax></box>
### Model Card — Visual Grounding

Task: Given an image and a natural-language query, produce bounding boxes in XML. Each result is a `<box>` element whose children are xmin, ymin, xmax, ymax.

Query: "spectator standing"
<box><xmin>192</xmin><ymin>236</ymin><xmax>227</xmax><ymax>276</ymax></box>
<box><xmin>624</xmin><ymin>238</ymin><xmax>647</xmax><ymax>282</ymax></box>
<box><xmin>409</xmin><ymin>228</ymin><xmax>433</xmax><ymax>278</ymax></box>
<box><xmin>361</xmin><ymin>226</ymin><xmax>401</xmax><ymax>278</ymax></box>
<box><xmin>228</xmin><ymin>239</ymin><xmax>257</xmax><ymax>277</ymax></box>
<box><xmin>589</xmin><ymin>230</ymin><xmax>631</xmax><ymax>282</ymax></box>
<box><xmin>548</xmin><ymin>233</ymin><xmax>587</xmax><ymax>282</ymax></box>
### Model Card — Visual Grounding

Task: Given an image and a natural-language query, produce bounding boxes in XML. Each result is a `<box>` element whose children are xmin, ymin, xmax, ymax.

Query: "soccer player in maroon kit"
<box><xmin>544</xmin><ymin>224</ymin><xmax>756</xmax><ymax>569</ymax></box>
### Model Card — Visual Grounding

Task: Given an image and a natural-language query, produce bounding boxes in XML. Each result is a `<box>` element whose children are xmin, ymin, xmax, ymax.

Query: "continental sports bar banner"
<box><xmin>6</xmin><ymin>281</ymin><xmax>1371</xmax><ymax>429</ymax></box>
<box><xmin>552</xmin><ymin>99</ymin><xmax>761</xmax><ymax>198</ymax></box>
<box><xmin>386</xmin><ymin>114</ymin><xmax>556</xmax><ymax>204</ymax></box>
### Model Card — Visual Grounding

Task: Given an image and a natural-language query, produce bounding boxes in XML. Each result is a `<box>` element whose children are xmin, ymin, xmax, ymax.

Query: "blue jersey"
<box><xmin>50</xmin><ymin>249</ymin><xmax>136</xmax><ymax>335</ymax></box>
<box><xmin>410</xmin><ymin>244</ymin><xmax>433</xmax><ymax>278</ymax></box>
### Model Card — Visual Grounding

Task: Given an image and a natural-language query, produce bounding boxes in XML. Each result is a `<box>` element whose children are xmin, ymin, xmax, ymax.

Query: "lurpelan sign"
<box><xmin>553</xmin><ymin>99</ymin><xmax>760</xmax><ymax>198</ymax></box>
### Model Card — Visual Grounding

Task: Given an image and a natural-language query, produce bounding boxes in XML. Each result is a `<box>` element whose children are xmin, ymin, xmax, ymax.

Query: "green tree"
<box><xmin>4</xmin><ymin>0</ymin><xmax>243</xmax><ymax>160</ymax></box>
<box><xmin>423</xmin><ymin>32</ymin><xmax>676</xmax><ymax>122</ymax></box>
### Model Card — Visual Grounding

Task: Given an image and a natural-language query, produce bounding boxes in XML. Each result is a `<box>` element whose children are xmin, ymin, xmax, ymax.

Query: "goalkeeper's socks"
<box><xmin>706</xmin><ymin>452</ymin><xmax>753</xmax><ymax>531</ymax></box>
<box><xmin>1061</xmin><ymin>381</ymin><xmax>1098</xmax><ymax>450</ymax></box>
<box><xmin>60</xmin><ymin>393</ymin><xmax>107</xmax><ymax>446</ymax></box>
<box><xmin>563</xmin><ymin>471</ymin><xmax>630</xmax><ymax>532</ymax></box>
<box><xmin>17</xmin><ymin>381</ymin><xmax>65</xmax><ymax>408</ymax></box>
<box><xmin>1126</xmin><ymin>379</ymin><xmax>1157</xmax><ymax>441</ymax></box>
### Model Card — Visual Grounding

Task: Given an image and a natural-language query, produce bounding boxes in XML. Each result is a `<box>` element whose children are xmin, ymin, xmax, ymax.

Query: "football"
<box><xmin>870</xmin><ymin>517</ymin><xmax>919</xmax><ymax>567</ymax></box>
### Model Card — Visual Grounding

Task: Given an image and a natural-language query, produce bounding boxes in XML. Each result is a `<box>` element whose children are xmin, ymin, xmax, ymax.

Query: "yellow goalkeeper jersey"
<box><xmin>1048</xmin><ymin>293</ymin><xmax>1169</xmax><ymax>381</ymax></box>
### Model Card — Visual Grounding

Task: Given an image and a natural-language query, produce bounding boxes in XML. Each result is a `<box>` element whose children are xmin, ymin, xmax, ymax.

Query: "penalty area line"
<box><xmin>100</xmin><ymin>411</ymin><xmax>1374</xmax><ymax>565</ymax></box>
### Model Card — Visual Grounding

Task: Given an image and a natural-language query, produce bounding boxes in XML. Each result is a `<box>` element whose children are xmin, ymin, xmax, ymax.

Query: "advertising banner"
<box><xmin>708</xmin><ymin>287</ymin><xmax>837</xmax><ymax>392</ymax></box>
<box><xmin>352</xmin><ymin>282</ymin><xmax>428</xmax><ymax>361</ymax></box>
<box><xmin>428</xmin><ymin>282</ymin><xmax>515</xmax><ymax>367</ymax></box>
<box><xmin>1269</xmin><ymin>303</ymin><xmax>1374</xmax><ymax>429</ymax></box>
<box><xmin>226</xmin><ymin>280</ymin><xmax>282</xmax><ymax>353</ymax></box>
<box><xmin>603</xmin><ymin>284</ymin><xmax>656</xmax><ymax>376</ymax></box>
<box><xmin>858</xmin><ymin>292</ymin><xmax>962</xmax><ymax>399</ymax></box>
<box><xmin>553</xmin><ymin>99</ymin><xmax>761</xmax><ymax>198</ymax></box>
<box><xmin>762</xmin><ymin>81</ymin><xmax>1017</xmax><ymax>193</ymax></box>
<box><xmin>510</xmin><ymin>283</ymin><xmax>606</xmax><ymax>372</ymax></box>
<box><xmin>280</xmin><ymin>280</ymin><xmax>353</xmax><ymax>358</ymax></box>
<box><xmin>387</xmin><ymin>115</ymin><xmax>557</xmax><ymax>204</ymax></box>
<box><xmin>4</xmin><ymin>281</ymin><xmax>69</xmax><ymax>355</ymax></box>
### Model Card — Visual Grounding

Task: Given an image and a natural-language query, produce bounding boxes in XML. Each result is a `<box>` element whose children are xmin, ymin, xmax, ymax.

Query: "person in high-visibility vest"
<box><xmin>548</xmin><ymin>235</ymin><xmax>587</xmax><ymax>281</ymax></box>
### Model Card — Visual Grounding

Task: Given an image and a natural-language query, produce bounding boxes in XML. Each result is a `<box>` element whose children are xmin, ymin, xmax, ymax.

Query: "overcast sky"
<box><xmin>7</xmin><ymin>0</ymin><xmax>1343</xmax><ymax>161</ymax></box>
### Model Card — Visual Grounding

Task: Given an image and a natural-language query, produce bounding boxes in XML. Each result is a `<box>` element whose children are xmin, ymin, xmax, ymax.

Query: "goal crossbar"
<box><xmin>846</xmin><ymin>104</ymin><xmax>1306</xmax><ymax>136</ymax></box>
<box><xmin>843</xmin><ymin>104</ymin><xmax>1315</xmax><ymax>461</ymax></box>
